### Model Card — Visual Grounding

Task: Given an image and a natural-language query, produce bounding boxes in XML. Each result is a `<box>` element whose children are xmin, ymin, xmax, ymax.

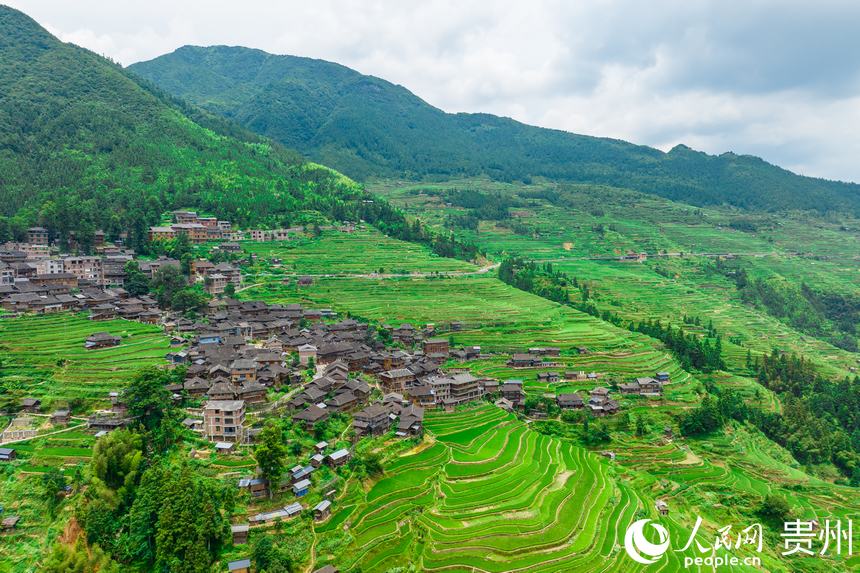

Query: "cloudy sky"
<box><xmin>9</xmin><ymin>0</ymin><xmax>860</xmax><ymax>182</ymax></box>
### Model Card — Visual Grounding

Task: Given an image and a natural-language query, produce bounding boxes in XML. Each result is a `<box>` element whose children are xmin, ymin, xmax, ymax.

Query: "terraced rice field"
<box><xmin>242</xmin><ymin>227</ymin><xmax>477</xmax><ymax>275</ymax></box>
<box><xmin>244</xmin><ymin>274</ymin><xmax>705</xmax><ymax>397</ymax></box>
<box><xmin>313</xmin><ymin>404</ymin><xmax>841</xmax><ymax>572</ymax></box>
<box><xmin>371</xmin><ymin>178</ymin><xmax>860</xmax><ymax>377</ymax></box>
<box><xmin>552</xmin><ymin>258</ymin><xmax>858</xmax><ymax>377</ymax></box>
<box><xmin>0</xmin><ymin>313</ymin><xmax>171</xmax><ymax>408</ymax></box>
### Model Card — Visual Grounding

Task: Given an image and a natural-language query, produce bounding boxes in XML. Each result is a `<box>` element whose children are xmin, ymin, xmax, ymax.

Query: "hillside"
<box><xmin>130</xmin><ymin>45</ymin><xmax>860</xmax><ymax>214</ymax></box>
<box><xmin>0</xmin><ymin>6</ymin><xmax>413</xmax><ymax>252</ymax></box>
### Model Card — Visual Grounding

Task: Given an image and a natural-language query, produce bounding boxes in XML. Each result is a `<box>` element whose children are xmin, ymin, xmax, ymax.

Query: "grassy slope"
<box><xmin>242</xmin><ymin>227</ymin><xmax>476</xmax><ymax>275</ymax></box>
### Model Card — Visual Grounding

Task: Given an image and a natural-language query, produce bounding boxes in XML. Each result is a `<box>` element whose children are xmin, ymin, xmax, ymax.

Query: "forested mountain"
<box><xmin>130</xmin><ymin>45</ymin><xmax>860</xmax><ymax>214</ymax></box>
<box><xmin>0</xmin><ymin>6</ymin><xmax>418</xmax><ymax>252</ymax></box>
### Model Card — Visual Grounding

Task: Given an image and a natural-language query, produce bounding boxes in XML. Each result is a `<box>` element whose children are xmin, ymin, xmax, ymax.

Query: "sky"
<box><xmin>8</xmin><ymin>0</ymin><xmax>860</xmax><ymax>182</ymax></box>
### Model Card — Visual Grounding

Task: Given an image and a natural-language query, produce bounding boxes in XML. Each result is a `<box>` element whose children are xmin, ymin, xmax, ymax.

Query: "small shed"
<box><xmin>227</xmin><ymin>558</ymin><xmax>251</xmax><ymax>573</ymax></box>
<box><xmin>494</xmin><ymin>398</ymin><xmax>514</xmax><ymax>412</ymax></box>
<box><xmin>656</xmin><ymin>499</ymin><xmax>669</xmax><ymax>515</ymax></box>
<box><xmin>313</xmin><ymin>499</ymin><xmax>331</xmax><ymax>521</ymax></box>
<box><xmin>50</xmin><ymin>409</ymin><xmax>71</xmax><ymax>425</ymax></box>
<box><xmin>20</xmin><ymin>398</ymin><xmax>41</xmax><ymax>413</ymax></box>
<box><xmin>0</xmin><ymin>448</ymin><xmax>16</xmax><ymax>462</ymax></box>
<box><xmin>85</xmin><ymin>332</ymin><xmax>121</xmax><ymax>349</ymax></box>
<box><xmin>231</xmin><ymin>524</ymin><xmax>249</xmax><ymax>545</ymax></box>
<box><xmin>215</xmin><ymin>442</ymin><xmax>236</xmax><ymax>454</ymax></box>
<box><xmin>284</xmin><ymin>502</ymin><xmax>303</xmax><ymax>517</ymax></box>
<box><xmin>327</xmin><ymin>448</ymin><xmax>351</xmax><ymax>467</ymax></box>
<box><xmin>238</xmin><ymin>477</ymin><xmax>268</xmax><ymax>499</ymax></box>
<box><xmin>292</xmin><ymin>478</ymin><xmax>311</xmax><ymax>497</ymax></box>
<box><xmin>314</xmin><ymin>440</ymin><xmax>328</xmax><ymax>453</ymax></box>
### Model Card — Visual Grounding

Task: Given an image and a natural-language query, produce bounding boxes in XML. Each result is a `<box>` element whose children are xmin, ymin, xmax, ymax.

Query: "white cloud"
<box><xmin>7</xmin><ymin>0</ymin><xmax>860</xmax><ymax>182</ymax></box>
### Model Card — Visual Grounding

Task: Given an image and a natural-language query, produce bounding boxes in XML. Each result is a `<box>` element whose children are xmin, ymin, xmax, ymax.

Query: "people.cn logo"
<box><xmin>625</xmin><ymin>519</ymin><xmax>671</xmax><ymax>565</ymax></box>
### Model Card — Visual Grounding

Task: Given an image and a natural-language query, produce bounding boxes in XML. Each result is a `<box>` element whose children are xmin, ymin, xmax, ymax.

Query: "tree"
<box><xmin>170</xmin><ymin>232</ymin><xmax>191</xmax><ymax>261</ymax></box>
<box><xmin>41</xmin><ymin>466</ymin><xmax>66</xmax><ymax>517</ymax></box>
<box><xmin>154</xmin><ymin>464</ymin><xmax>232</xmax><ymax>572</ymax></box>
<box><xmin>679</xmin><ymin>395</ymin><xmax>723</xmax><ymax>437</ymax></box>
<box><xmin>179</xmin><ymin>252</ymin><xmax>193</xmax><ymax>276</ymax></box>
<box><xmin>223</xmin><ymin>282</ymin><xmax>236</xmax><ymax>297</ymax></box>
<box><xmin>349</xmin><ymin>451</ymin><xmax>384</xmax><ymax>480</ymax></box>
<box><xmin>254</xmin><ymin>421</ymin><xmax>288</xmax><ymax>499</ymax></box>
<box><xmin>91</xmin><ymin>429</ymin><xmax>144</xmax><ymax>502</ymax></box>
<box><xmin>42</xmin><ymin>540</ymin><xmax>120</xmax><ymax>573</ymax></box>
<box><xmin>758</xmin><ymin>494</ymin><xmax>792</xmax><ymax>524</ymax></box>
<box><xmin>583</xmin><ymin>420</ymin><xmax>611</xmax><ymax>446</ymax></box>
<box><xmin>252</xmin><ymin>535</ymin><xmax>295</xmax><ymax>573</ymax></box>
<box><xmin>72</xmin><ymin>462</ymin><xmax>86</xmax><ymax>493</ymax></box>
<box><xmin>561</xmin><ymin>409</ymin><xmax>584</xmax><ymax>424</ymax></box>
<box><xmin>123</xmin><ymin>367</ymin><xmax>180</xmax><ymax>452</ymax></box>
<box><xmin>124</xmin><ymin>261</ymin><xmax>150</xmax><ymax>297</ymax></box>
<box><xmin>124</xmin><ymin>462</ymin><xmax>232</xmax><ymax>571</ymax></box>
<box><xmin>151</xmin><ymin>265</ymin><xmax>187</xmax><ymax>309</ymax></box>
<box><xmin>635</xmin><ymin>415</ymin><xmax>648</xmax><ymax>437</ymax></box>
<box><xmin>170</xmin><ymin>287</ymin><xmax>209</xmax><ymax>313</ymax></box>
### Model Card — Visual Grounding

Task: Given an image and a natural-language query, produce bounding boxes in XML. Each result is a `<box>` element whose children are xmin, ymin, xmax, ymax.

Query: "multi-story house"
<box><xmin>203</xmin><ymin>400</ymin><xmax>246</xmax><ymax>443</ymax></box>
<box><xmin>63</xmin><ymin>256</ymin><xmax>103</xmax><ymax>283</ymax></box>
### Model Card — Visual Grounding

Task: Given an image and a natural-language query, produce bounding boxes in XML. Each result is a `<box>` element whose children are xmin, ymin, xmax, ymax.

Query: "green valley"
<box><xmin>0</xmin><ymin>4</ymin><xmax>858</xmax><ymax>573</ymax></box>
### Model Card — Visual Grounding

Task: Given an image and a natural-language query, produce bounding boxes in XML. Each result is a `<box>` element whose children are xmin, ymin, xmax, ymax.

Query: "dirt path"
<box><xmin>246</xmin><ymin>262</ymin><xmax>500</xmax><ymax>282</ymax></box>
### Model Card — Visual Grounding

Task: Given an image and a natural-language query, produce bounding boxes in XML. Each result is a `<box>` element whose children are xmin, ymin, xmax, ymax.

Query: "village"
<box><xmin>0</xmin><ymin>212</ymin><xmax>671</xmax><ymax>571</ymax></box>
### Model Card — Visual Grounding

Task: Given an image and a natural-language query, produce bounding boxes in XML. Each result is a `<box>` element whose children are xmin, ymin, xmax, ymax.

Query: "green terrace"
<box><xmin>242</xmin><ymin>227</ymin><xmax>477</xmax><ymax>275</ymax></box>
<box><xmin>0</xmin><ymin>313</ymin><xmax>172</xmax><ymax>409</ymax></box>
<box><xmin>309</xmin><ymin>403</ymin><xmax>857</xmax><ymax>572</ymax></box>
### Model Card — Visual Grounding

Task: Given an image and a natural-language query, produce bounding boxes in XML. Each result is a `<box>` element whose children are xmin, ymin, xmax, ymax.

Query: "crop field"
<box><xmin>0</xmin><ymin>313</ymin><xmax>171</xmax><ymax>409</ymax></box>
<box><xmin>371</xmin><ymin>178</ymin><xmax>860</xmax><ymax>264</ymax></box>
<box><xmin>246</xmin><ymin>273</ymin><xmax>651</xmax><ymax>352</ymax></box>
<box><xmin>371</xmin><ymin>178</ymin><xmax>860</xmax><ymax>376</ymax></box>
<box><xmin>309</xmin><ymin>404</ymin><xmax>858</xmax><ymax>572</ymax></box>
<box><xmin>8</xmin><ymin>430</ymin><xmax>94</xmax><ymax>474</ymax></box>
<box><xmin>243</xmin><ymin>273</ymin><xmax>707</xmax><ymax>398</ymax></box>
<box><xmin>242</xmin><ymin>227</ymin><xmax>477</xmax><ymax>275</ymax></box>
<box><xmin>552</xmin><ymin>258</ymin><xmax>858</xmax><ymax>377</ymax></box>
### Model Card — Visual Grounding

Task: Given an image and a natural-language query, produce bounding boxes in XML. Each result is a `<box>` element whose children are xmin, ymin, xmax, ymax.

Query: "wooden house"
<box><xmin>556</xmin><ymin>393</ymin><xmax>584</xmax><ymax>409</ymax></box>
<box><xmin>238</xmin><ymin>477</ymin><xmax>268</xmax><ymax>499</ymax></box>
<box><xmin>20</xmin><ymin>398</ymin><xmax>41</xmax><ymax>413</ymax></box>
<box><xmin>84</xmin><ymin>332</ymin><xmax>121</xmax><ymax>349</ymax></box>
<box><xmin>231</xmin><ymin>524</ymin><xmax>249</xmax><ymax>545</ymax></box>
<box><xmin>327</xmin><ymin>448</ymin><xmax>351</xmax><ymax>467</ymax></box>
<box><xmin>313</xmin><ymin>499</ymin><xmax>331</xmax><ymax>521</ymax></box>
<box><xmin>50</xmin><ymin>409</ymin><xmax>71</xmax><ymax>425</ymax></box>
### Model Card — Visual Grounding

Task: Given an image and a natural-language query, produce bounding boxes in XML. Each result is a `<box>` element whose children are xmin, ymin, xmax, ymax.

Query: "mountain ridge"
<box><xmin>130</xmin><ymin>45</ymin><xmax>860</xmax><ymax>214</ymax></box>
<box><xmin>0</xmin><ymin>6</ymin><xmax>403</xmax><ymax>251</ymax></box>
